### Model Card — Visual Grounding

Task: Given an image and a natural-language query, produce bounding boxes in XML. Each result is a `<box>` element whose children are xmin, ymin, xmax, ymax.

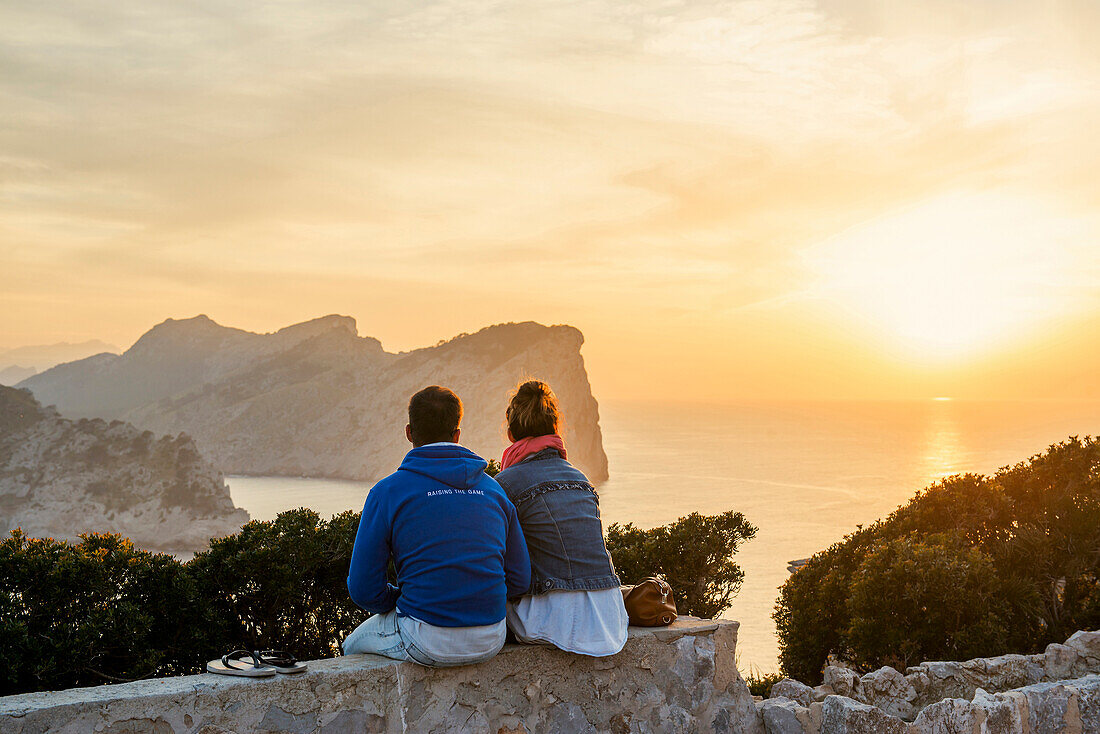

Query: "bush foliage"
<box><xmin>745</xmin><ymin>669</ymin><xmax>783</xmax><ymax>698</ymax></box>
<box><xmin>0</xmin><ymin>531</ymin><xmax>212</xmax><ymax>694</ymax></box>
<box><xmin>188</xmin><ymin>508</ymin><xmax>363</xmax><ymax>661</ymax></box>
<box><xmin>774</xmin><ymin>436</ymin><xmax>1100</xmax><ymax>682</ymax></box>
<box><xmin>845</xmin><ymin>535</ymin><xmax>1016</xmax><ymax>671</ymax></box>
<box><xmin>0</xmin><ymin>502</ymin><xmax>754</xmax><ymax>695</ymax></box>
<box><xmin>607</xmin><ymin>511</ymin><xmax>757</xmax><ymax>618</ymax></box>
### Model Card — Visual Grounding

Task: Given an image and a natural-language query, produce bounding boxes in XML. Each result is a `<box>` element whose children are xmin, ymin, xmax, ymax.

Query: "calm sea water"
<box><xmin>227</xmin><ymin>398</ymin><xmax>1098</xmax><ymax>674</ymax></box>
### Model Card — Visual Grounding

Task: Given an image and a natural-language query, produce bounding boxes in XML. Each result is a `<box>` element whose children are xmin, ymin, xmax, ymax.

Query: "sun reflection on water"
<box><xmin>921</xmin><ymin>398</ymin><xmax>964</xmax><ymax>484</ymax></box>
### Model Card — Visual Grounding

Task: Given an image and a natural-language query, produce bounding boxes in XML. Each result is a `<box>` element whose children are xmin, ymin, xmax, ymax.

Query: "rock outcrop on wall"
<box><xmin>760</xmin><ymin>628</ymin><xmax>1100</xmax><ymax>733</ymax></box>
<box><xmin>0</xmin><ymin>386</ymin><xmax>247</xmax><ymax>554</ymax></box>
<box><xmin>19</xmin><ymin>316</ymin><xmax>609</xmax><ymax>482</ymax></box>
<box><xmin>0</xmin><ymin>618</ymin><xmax>761</xmax><ymax>734</ymax></box>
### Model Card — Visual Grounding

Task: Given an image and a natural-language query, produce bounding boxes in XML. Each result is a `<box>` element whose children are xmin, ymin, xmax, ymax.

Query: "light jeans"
<box><xmin>343</xmin><ymin>609</ymin><xmax>506</xmax><ymax>668</ymax></box>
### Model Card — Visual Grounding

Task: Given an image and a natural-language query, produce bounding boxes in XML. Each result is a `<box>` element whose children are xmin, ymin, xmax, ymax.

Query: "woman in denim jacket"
<box><xmin>493</xmin><ymin>381</ymin><xmax>628</xmax><ymax>656</ymax></box>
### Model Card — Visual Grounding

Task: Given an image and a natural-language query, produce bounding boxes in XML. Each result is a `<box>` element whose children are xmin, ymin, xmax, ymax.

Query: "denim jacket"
<box><xmin>493</xmin><ymin>448</ymin><xmax>620</xmax><ymax>595</ymax></box>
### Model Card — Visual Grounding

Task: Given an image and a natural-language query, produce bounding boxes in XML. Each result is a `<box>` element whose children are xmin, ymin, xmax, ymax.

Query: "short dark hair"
<box><xmin>408</xmin><ymin>386</ymin><xmax>463</xmax><ymax>446</ymax></box>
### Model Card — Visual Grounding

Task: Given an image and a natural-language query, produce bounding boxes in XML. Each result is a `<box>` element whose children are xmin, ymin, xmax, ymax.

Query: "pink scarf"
<box><xmin>500</xmin><ymin>434</ymin><xmax>567</xmax><ymax>470</ymax></box>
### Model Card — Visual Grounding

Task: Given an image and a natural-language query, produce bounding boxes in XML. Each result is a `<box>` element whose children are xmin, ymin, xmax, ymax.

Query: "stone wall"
<box><xmin>760</xmin><ymin>629</ymin><xmax>1100</xmax><ymax>733</ymax></box>
<box><xmin>761</xmin><ymin>675</ymin><xmax>1100</xmax><ymax>734</ymax></box>
<box><xmin>0</xmin><ymin>618</ymin><xmax>764</xmax><ymax>734</ymax></box>
<box><xmin>7</xmin><ymin>618</ymin><xmax>1097</xmax><ymax>734</ymax></box>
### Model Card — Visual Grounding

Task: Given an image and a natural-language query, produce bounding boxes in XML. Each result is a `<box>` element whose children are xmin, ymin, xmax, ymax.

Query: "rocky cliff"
<box><xmin>19</xmin><ymin>316</ymin><xmax>609</xmax><ymax>482</ymax></box>
<box><xmin>0</xmin><ymin>386</ymin><xmax>248</xmax><ymax>554</ymax></box>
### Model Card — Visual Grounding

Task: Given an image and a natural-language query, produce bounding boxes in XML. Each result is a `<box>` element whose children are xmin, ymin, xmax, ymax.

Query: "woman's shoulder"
<box><xmin>491</xmin><ymin>462</ymin><xmax>523</xmax><ymax>492</ymax></box>
<box><xmin>496</xmin><ymin>454</ymin><xmax>591</xmax><ymax>489</ymax></box>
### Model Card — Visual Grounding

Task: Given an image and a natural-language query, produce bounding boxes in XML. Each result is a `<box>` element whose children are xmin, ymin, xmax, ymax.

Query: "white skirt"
<box><xmin>506</xmin><ymin>586</ymin><xmax>629</xmax><ymax>657</ymax></box>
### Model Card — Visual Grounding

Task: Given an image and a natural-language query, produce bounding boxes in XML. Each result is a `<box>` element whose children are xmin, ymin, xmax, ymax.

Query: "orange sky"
<box><xmin>2</xmin><ymin>0</ymin><xmax>1099</xmax><ymax>401</ymax></box>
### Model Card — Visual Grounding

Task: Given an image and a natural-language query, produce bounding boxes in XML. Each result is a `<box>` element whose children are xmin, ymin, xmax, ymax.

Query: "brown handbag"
<box><xmin>621</xmin><ymin>577</ymin><xmax>678</xmax><ymax>627</ymax></box>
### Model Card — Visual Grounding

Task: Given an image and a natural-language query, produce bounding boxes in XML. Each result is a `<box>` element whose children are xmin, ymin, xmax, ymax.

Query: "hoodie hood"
<box><xmin>398</xmin><ymin>443</ymin><xmax>489</xmax><ymax>490</ymax></box>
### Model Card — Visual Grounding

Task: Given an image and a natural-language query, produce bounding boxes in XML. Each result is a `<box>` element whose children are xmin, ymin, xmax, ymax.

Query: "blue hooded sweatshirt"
<box><xmin>347</xmin><ymin>443</ymin><xmax>531</xmax><ymax>628</ymax></box>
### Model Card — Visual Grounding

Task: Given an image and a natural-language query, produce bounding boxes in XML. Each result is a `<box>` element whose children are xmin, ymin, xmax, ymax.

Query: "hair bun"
<box><xmin>521</xmin><ymin>380</ymin><xmax>550</xmax><ymax>397</ymax></box>
<box><xmin>507</xmin><ymin>380</ymin><xmax>562</xmax><ymax>440</ymax></box>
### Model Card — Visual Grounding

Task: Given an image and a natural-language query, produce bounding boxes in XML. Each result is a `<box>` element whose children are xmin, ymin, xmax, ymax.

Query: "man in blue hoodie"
<box><xmin>343</xmin><ymin>385</ymin><xmax>531</xmax><ymax>667</ymax></box>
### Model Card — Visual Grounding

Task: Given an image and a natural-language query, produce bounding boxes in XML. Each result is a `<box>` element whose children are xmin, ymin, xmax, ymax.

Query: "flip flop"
<box><xmin>206</xmin><ymin>649</ymin><xmax>276</xmax><ymax>677</ymax></box>
<box><xmin>257</xmin><ymin>649</ymin><xmax>307</xmax><ymax>674</ymax></box>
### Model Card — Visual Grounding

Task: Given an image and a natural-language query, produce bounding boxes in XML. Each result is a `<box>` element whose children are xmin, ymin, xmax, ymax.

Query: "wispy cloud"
<box><xmin>2</xmin><ymin>0</ymin><xmax>1100</xmax><ymax>397</ymax></box>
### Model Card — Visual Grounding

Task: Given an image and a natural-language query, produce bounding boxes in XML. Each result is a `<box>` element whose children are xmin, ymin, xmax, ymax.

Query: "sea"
<box><xmin>226</xmin><ymin>398</ymin><xmax>1099</xmax><ymax>674</ymax></box>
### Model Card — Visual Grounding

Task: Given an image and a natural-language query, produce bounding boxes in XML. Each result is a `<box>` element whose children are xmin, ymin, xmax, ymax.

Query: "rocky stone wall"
<box><xmin>0</xmin><ymin>618</ymin><xmax>763</xmax><ymax>734</ymax></box>
<box><xmin>761</xmin><ymin>675</ymin><xmax>1100</xmax><ymax>734</ymax></box>
<box><xmin>760</xmin><ymin>629</ymin><xmax>1100</xmax><ymax>733</ymax></box>
<box><xmin>6</xmin><ymin>617</ymin><xmax>1096</xmax><ymax>733</ymax></box>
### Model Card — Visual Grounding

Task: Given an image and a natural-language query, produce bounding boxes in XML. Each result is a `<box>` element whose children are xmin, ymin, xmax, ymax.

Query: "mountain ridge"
<box><xmin>0</xmin><ymin>340</ymin><xmax>120</xmax><ymax>385</ymax></box>
<box><xmin>20</xmin><ymin>316</ymin><xmax>609</xmax><ymax>483</ymax></box>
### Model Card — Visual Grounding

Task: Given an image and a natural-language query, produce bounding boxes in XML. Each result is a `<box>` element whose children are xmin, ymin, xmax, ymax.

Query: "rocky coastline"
<box><xmin>0</xmin><ymin>386</ymin><xmax>247</xmax><ymax>554</ymax></box>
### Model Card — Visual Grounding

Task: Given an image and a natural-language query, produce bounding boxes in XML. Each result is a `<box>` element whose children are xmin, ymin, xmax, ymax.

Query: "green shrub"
<box><xmin>0</xmin><ymin>531</ymin><xmax>214</xmax><ymax>695</ymax></box>
<box><xmin>188</xmin><ymin>507</ymin><xmax>363</xmax><ymax>661</ymax></box>
<box><xmin>0</xmin><ymin>509</ymin><xmax>365</xmax><ymax>695</ymax></box>
<box><xmin>846</xmin><ymin>534</ymin><xmax>1017</xmax><ymax>671</ymax></box>
<box><xmin>745</xmin><ymin>669</ymin><xmax>783</xmax><ymax>697</ymax></box>
<box><xmin>774</xmin><ymin>436</ymin><xmax>1100</xmax><ymax>682</ymax></box>
<box><xmin>607</xmin><ymin>510</ymin><xmax>758</xmax><ymax>618</ymax></box>
<box><xmin>773</xmin><ymin>526</ymin><xmax>876</xmax><ymax>682</ymax></box>
<box><xmin>993</xmin><ymin>438</ymin><xmax>1100</xmax><ymax>643</ymax></box>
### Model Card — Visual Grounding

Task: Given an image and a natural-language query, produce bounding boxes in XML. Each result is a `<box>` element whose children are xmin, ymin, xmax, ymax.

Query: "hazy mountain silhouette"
<box><xmin>20</xmin><ymin>316</ymin><xmax>609</xmax><ymax>482</ymax></box>
<box><xmin>0</xmin><ymin>386</ymin><xmax>247</xmax><ymax>553</ymax></box>
<box><xmin>0</xmin><ymin>340</ymin><xmax>118</xmax><ymax>379</ymax></box>
<box><xmin>0</xmin><ymin>366</ymin><xmax>36</xmax><ymax>386</ymax></box>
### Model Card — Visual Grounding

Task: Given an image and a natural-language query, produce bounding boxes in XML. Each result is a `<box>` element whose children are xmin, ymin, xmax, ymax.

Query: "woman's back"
<box><xmin>494</xmin><ymin>448</ymin><xmax>619</xmax><ymax>595</ymax></box>
<box><xmin>495</xmin><ymin>380</ymin><xmax>628</xmax><ymax>657</ymax></box>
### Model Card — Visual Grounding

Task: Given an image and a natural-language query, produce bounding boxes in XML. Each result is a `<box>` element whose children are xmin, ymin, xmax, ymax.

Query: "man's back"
<box><xmin>347</xmin><ymin>443</ymin><xmax>530</xmax><ymax>628</ymax></box>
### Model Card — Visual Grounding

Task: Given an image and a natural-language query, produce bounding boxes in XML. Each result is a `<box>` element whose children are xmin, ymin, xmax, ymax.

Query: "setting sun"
<box><xmin>806</xmin><ymin>191</ymin><xmax>1093</xmax><ymax>363</ymax></box>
